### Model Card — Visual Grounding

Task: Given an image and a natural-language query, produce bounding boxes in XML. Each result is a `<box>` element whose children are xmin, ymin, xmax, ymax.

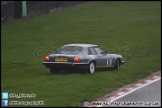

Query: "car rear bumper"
<box><xmin>43</xmin><ymin>62</ymin><xmax>89</xmax><ymax>70</ymax></box>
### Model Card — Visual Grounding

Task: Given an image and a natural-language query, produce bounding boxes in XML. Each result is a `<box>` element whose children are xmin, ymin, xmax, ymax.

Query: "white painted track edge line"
<box><xmin>97</xmin><ymin>77</ymin><xmax>161</xmax><ymax>107</ymax></box>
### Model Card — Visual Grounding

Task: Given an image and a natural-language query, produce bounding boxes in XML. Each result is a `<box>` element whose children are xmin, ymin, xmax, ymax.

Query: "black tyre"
<box><xmin>114</xmin><ymin>59</ymin><xmax>120</xmax><ymax>70</ymax></box>
<box><xmin>88</xmin><ymin>61</ymin><xmax>95</xmax><ymax>74</ymax></box>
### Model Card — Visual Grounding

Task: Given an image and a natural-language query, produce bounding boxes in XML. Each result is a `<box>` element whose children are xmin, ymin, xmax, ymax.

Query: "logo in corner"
<box><xmin>2</xmin><ymin>100</ymin><xmax>8</xmax><ymax>106</ymax></box>
<box><xmin>2</xmin><ymin>92</ymin><xmax>8</xmax><ymax>99</ymax></box>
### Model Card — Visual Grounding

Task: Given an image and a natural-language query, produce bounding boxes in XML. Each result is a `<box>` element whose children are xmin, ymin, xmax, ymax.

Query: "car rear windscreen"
<box><xmin>54</xmin><ymin>46</ymin><xmax>83</xmax><ymax>55</ymax></box>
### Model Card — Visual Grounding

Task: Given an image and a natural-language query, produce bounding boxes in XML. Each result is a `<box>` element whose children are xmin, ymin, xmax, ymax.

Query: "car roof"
<box><xmin>63</xmin><ymin>44</ymin><xmax>98</xmax><ymax>48</ymax></box>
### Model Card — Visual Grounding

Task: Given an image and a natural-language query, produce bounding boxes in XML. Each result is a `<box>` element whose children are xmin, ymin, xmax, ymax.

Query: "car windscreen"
<box><xmin>54</xmin><ymin>46</ymin><xmax>83</xmax><ymax>55</ymax></box>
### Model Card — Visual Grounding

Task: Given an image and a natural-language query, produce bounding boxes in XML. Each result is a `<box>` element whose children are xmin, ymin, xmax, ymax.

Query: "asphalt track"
<box><xmin>83</xmin><ymin>71</ymin><xmax>161</xmax><ymax>107</ymax></box>
<box><xmin>104</xmin><ymin>79</ymin><xmax>161</xmax><ymax>107</ymax></box>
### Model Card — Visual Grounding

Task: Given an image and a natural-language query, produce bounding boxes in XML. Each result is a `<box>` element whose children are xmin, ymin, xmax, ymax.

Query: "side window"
<box><xmin>94</xmin><ymin>47</ymin><xmax>103</xmax><ymax>54</ymax></box>
<box><xmin>88</xmin><ymin>47</ymin><xmax>97</xmax><ymax>55</ymax></box>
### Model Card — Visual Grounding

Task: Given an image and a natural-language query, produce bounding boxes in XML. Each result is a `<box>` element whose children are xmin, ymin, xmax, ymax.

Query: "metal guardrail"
<box><xmin>1</xmin><ymin>1</ymin><xmax>88</xmax><ymax>23</ymax></box>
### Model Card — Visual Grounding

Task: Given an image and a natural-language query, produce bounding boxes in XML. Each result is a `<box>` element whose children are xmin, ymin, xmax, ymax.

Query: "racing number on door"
<box><xmin>106</xmin><ymin>59</ymin><xmax>112</xmax><ymax>67</ymax></box>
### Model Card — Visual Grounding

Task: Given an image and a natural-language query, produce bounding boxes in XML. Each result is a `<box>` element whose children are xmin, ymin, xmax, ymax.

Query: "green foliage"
<box><xmin>1</xmin><ymin>1</ymin><xmax>160</xmax><ymax>107</ymax></box>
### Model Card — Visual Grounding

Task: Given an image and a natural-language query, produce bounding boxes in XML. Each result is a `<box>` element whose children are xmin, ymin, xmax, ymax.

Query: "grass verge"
<box><xmin>1</xmin><ymin>1</ymin><xmax>161</xmax><ymax>107</ymax></box>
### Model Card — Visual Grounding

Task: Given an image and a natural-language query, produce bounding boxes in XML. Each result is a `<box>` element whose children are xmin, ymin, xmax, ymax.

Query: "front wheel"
<box><xmin>88</xmin><ymin>61</ymin><xmax>96</xmax><ymax>74</ymax></box>
<box><xmin>114</xmin><ymin>59</ymin><xmax>120</xmax><ymax>70</ymax></box>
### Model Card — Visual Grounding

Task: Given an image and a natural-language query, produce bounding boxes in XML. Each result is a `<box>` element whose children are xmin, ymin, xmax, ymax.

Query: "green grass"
<box><xmin>1</xmin><ymin>1</ymin><xmax>161</xmax><ymax>107</ymax></box>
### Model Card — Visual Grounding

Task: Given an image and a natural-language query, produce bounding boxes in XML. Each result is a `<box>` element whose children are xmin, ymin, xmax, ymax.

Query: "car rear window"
<box><xmin>54</xmin><ymin>46</ymin><xmax>83</xmax><ymax>55</ymax></box>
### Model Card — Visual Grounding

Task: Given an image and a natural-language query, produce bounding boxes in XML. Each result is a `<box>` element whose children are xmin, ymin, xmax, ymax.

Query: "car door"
<box><xmin>88</xmin><ymin>47</ymin><xmax>113</xmax><ymax>67</ymax></box>
<box><xmin>93</xmin><ymin>47</ymin><xmax>108</xmax><ymax>66</ymax></box>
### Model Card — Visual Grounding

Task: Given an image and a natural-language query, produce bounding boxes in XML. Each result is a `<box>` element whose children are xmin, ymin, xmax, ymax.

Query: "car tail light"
<box><xmin>74</xmin><ymin>56</ymin><xmax>80</xmax><ymax>63</ymax></box>
<box><xmin>44</xmin><ymin>56</ymin><xmax>49</xmax><ymax>62</ymax></box>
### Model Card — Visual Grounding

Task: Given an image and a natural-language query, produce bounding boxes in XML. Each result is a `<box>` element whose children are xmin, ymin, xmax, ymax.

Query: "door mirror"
<box><xmin>100</xmin><ymin>50</ymin><xmax>108</xmax><ymax>54</ymax></box>
<box><xmin>104</xmin><ymin>50</ymin><xmax>108</xmax><ymax>54</ymax></box>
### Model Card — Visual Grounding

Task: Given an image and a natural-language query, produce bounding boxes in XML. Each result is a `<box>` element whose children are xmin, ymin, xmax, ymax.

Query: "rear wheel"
<box><xmin>88</xmin><ymin>61</ymin><xmax>95</xmax><ymax>74</ymax></box>
<box><xmin>114</xmin><ymin>59</ymin><xmax>120</xmax><ymax>70</ymax></box>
